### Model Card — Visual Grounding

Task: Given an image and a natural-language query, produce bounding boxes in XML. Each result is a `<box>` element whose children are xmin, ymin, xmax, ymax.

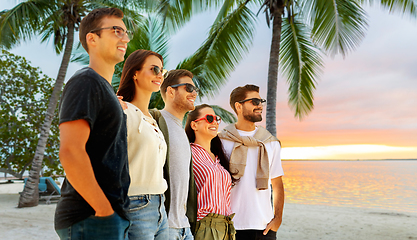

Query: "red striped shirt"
<box><xmin>190</xmin><ymin>143</ymin><xmax>232</xmax><ymax>221</ymax></box>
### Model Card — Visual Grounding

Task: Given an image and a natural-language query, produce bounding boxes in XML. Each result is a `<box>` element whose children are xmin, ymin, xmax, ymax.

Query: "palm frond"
<box><xmin>110</xmin><ymin>14</ymin><xmax>169</xmax><ymax>90</ymax></box>
<box><xmin>211</xmin><ymin>105</ymin><xmax>237</xmax><ymax>124</ymax></box>
<box><xmin>157</xmin><ymin>0</ymin><xmax>194</xmax><ymax>33</ymax></box>
<box><xmin>88</xmin><ymin>0</ymin><xmax>146</xmax><ymax>31</ymax></box>
<box><xmin>157</xmin><ymin>0</ymin><xmax>226</xmax><ymax>34</ymax></box>
<box><xmin>0</xmin><ymin>0</ymin><xmax>52</xmax><ymax>49</ymax></box>
<box><xmin>280</xmin><ymin>16</ymin><xmax>323</xmax><ymax>119</ymax></box>
<box><xmin>71</xmin><ymin>42</ymin><xmax>89</xmax><ymax>65</ymax></box>
<box><xmin>126</xmin><ymin>14</ymin><xmax>169</xmax><ymax>62</ymax></box>
<box><xmin>39</xmin><ymin>13</ymin><xmax>67</xmax><ymax>53</ymax></box>
<box><xmin>176</xmin><ymin>3</ymin><xmax>256</xmax><ymax>99</ymax></box>
<box><xmin>214</xmin><ymin>0</ymin><xmax>242</xmax><ymax>23</ymax></box>
<box><xmin>305</xmin><ymin>0</ymin><xmax>368</xmax><ymax>57</ymax></box>
<box><xmin>98</xmin><ymin>0</ymin><xmax>149</xmax><ymax>9</ymax></box>
<box><xmin>359</xmin><ymin>0</ymin><xmax>417</xmax><ymax>18</ymax></box>
<box><xmin>149</xmin><ymin>91</ymin><xmax>165</xmax><ymax>109</ymax></box>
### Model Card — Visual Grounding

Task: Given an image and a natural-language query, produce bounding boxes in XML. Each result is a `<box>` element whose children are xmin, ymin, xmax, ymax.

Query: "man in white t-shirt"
<box><xmin>219</xmin><ymin>84</ymin><xmax>285</xmax><ymax>240</ymax></box>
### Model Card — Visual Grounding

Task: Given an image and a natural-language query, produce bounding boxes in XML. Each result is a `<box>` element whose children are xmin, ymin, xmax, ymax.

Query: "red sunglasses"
<box><xmin>194</xmin><ymin>114</ymin><xmax>221</xmax><ymax>124</ymax></box>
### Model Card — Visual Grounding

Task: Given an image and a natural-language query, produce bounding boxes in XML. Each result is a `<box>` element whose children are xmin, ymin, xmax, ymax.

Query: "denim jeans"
<box><xmin>56</xmin><ymin>212</ymin><xmax>129</xmax><ymax>240</ymax></box>
<box><xmin>126</xmin><ymin>194</ymin><xmax>168</xmax><ymax>240</ymax></box>
<box><xmin>168</xmin><ymin>227</ymin><xmax>194</xmax><ymax>240</ymax></box>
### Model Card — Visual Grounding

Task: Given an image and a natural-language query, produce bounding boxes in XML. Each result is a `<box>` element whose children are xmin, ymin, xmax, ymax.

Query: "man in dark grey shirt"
<box><xmin>151</xmin><ymin>69</ymin><xmax>199</xmax><ymax>240</ymax></box>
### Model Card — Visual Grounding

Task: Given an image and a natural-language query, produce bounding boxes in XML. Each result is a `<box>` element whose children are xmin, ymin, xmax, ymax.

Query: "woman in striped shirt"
<box><xmin>185</xmin><ymin>104</ymin><xmax>237</xmax><ymax>240</ymax></box>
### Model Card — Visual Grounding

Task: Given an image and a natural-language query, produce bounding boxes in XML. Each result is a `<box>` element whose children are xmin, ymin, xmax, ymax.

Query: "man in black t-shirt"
<box><xmin>54</xmin><ymin>8</ymin><xmax>131</xmax><ymax>240</ymax></box>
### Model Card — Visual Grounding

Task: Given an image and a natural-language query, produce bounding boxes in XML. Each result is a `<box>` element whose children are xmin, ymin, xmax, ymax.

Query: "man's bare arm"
<box><xmin>263</xmin><ymin>176</ymin><xmax>285</xmax><ymax>235</ymax></box>
<box><xmin>59</xmin><ymin>119</ymin><xmax>114</xmax><ymax>217</ymax></box>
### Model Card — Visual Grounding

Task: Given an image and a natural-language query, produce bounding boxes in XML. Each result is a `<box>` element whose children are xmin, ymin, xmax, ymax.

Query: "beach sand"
<box><xmin>1</xmin><ymin>182</ymin><xmax>416</xmax><ymax>240</ymax></box>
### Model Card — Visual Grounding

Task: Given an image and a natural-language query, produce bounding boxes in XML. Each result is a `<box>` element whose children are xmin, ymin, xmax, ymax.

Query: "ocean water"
<box><xmin>281</xmin><ymin>160</ymin><xmax>417</xmax><ymax>213</ymax></box>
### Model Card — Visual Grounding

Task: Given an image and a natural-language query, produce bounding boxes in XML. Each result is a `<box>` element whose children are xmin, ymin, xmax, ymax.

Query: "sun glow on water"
<box><xmin>281</xmin><ymin>144</ymin><xmax>417</xmax><ymax>160</ymax></box>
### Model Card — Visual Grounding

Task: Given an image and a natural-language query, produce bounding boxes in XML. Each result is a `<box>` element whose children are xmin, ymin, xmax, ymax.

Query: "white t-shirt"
<box><xmin>221</xmin><ymin>127</ymin><xmax>284</xmax><ymax>230</ymax></box>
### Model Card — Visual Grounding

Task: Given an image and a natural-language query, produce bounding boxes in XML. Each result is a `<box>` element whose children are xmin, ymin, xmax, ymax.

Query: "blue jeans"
<box><xmin>56</xmin><ymin>212</ymin><xmax>129</xmax><ymax>240</ymax></box>
<box><xmin>126</xmin><ymin>194</ymin><xmax>168</xmax><ymax>240</ymax></box>
<box><xmin>169</xmin><ymin>227</ymin><xmax>194</xmax><ymax>240</ymax></box>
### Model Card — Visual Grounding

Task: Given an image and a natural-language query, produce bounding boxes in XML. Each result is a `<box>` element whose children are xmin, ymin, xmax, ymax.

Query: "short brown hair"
<box><xmin>79</xmin><ymin>8</ymin><xmax>124</xmax><ymax>52</ymax></box>
<box><xmin>160</xmin><ymin>69</ymin><xmax>193</xmax><ymax>99</ymax></box>
<box><xmin>229</xmin><ymin>84</ymin><xmax>259</xmax><ymax>113</ymax></box>
<box><xmin>117</xmin><ymin>49</ymin><xmax>163</xmax><ymax>102</ymax></box>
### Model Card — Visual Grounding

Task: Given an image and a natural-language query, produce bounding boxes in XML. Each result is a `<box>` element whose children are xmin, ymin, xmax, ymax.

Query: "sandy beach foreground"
<box><xmin>1</xmin><ymin>183</ymin><xmax>416</xmax><ymax>240</ymax></box>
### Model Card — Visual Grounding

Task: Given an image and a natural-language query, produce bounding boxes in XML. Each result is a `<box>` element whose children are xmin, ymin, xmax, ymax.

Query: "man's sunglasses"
<box><xmin>238</xmin><ymin>98</ymin><xmax>266</xmax><ymax>106</ymax></box>
<box><xmin>170</xmin><ymin>83</ymin><xmax>200</xmax><ymax>94</ymax></box>
<box><xmin>152</xmin><ymin>66</ymin><xmax>168</xmax><ymax>78</ymax></box>
<box><xmin>194</xmin><ymin>114</ymin><xmax>221</xmax><ymax>124</ymax></box>
<box><xmin>89</xmin><ymin>26</ymin><xmax>133</xmax><ymax>40</ymax></box>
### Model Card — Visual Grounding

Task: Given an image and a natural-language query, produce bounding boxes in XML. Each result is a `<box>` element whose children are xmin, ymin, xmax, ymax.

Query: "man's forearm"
<box><xmin>263</xmin><ymin>176</ymin><xmax>285</xmax><ymax>234</ymax></box>
<box><xmin>272</xmin><ymin>176</ymin><xmax>285</xmax><ymax>219</ymax></box>
<box><xmin>60</xmin><ymin>148</ymin><xmax>114</xmax><ymax>216</ymax></box>
<box><xmin>59</xmin><ymin>120</ymin><xmax>114</xmax><ymax>217</ymax></box>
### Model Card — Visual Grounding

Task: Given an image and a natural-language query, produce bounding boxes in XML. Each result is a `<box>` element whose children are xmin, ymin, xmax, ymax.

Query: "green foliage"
<box><xmin>177</xmin><ymin>2</ymin><xmax>256</xmax><ymax>99</ymax></box>
<box><xmin>303</xmin><ymin>0</ymin><xmax>369</xmax><ymax>57</ymax></box>
<box><xmin>70</xmin><ymin>5</ymin><xmax>240</xmax><ymax>121</ymax></box>
<box><xmin>280</xmin><ymin>17</ymin><xmax>323</xmax><ymax>119</ymax></box>
<box><xmin>211</xmin><ymin>105</ymin><xmax>237</xmax><ymax>123</ymax></box>
<box><xmin>359</xmin><ymin>0</ymin><xmax>417</xmax><ymax>18</ymax></box>
<box><xmin>0</xmin><ymin>50</ymin><xmax>61</xmax><ymax>178</ymax></box>
<box><xmin>0</xmin><ymin>0</ymin><xmax>145</xmax><ymax>53</ymax></box>
<box><xmin>149</xmin><ymin>91</ymin><xmax>165</xmax><ymax>110</ymax></box>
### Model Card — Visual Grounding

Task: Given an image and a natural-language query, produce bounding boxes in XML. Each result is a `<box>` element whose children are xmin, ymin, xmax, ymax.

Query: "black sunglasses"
<box><xmin>238</xmin><ymin>98</ymin><xmax>266</xmax><ymax>106</ymax></box>
<box><xmin>170</xmin><ymin>83</ymin><xmax>200</xmax><ymax>94</ymax></box>
<box><xmin>152</xmin><ymin>66</ymin><xmax>168</xmax><ymax>78</ymax></box>
<box><xmin>194</xmin><ymin>114</ymin><xmax>221</xmax><ymax>124</ymax></box>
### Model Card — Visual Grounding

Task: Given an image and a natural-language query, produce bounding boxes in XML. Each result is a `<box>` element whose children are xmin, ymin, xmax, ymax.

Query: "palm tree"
<box><xmin>257</xmin><ymin>0</ymin><xmax>416</xmax><ymax>135</ymax></box>
<box><xmin>0</xmin><ymin>0</ymin><xmax>143</xmax><ymax>208</ymax></box>
<box><xmin>157</xmin><ymin>0</ymin><xmax>416</xmax><ymax>136</ymax></box>
<box><xmin>73</xmin><ymin>6</ymin><xmax>254</xmax><ymax>122</ymax></box>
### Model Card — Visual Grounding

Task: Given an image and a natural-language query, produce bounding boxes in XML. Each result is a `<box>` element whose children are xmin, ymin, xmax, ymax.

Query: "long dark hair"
<box><xmin>185</xmin><ymin>104</ymin><xmax>238</xmax><ymax>184</ymax></box>
<box><xmin>117</xmin><ymin>49</ymin><xmax>163</xmax><ymax>102</ymax></box>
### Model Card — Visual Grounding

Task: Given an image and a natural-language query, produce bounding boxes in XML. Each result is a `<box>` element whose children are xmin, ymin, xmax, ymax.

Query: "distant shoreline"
<box><xmin>282</xmin><ymin>158</ymin><xmax>417</xmax><ymax>161</ymax></box>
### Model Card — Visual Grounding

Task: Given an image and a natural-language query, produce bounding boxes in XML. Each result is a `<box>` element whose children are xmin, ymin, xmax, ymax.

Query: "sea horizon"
<box><xmin>282</xmin><ymin>158</ymin><xmax>417</xmax><ymax>161</ymax></box>
<box><xmin>282</xmin><ymin>160</ymin><xmax>417</xmax><ymax>213</ymax></box>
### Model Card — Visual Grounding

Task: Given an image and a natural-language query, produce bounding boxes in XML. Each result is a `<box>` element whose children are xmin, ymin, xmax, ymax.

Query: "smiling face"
<box><xmin>92</xmin><ymin>16</ymin><xmax>130</xmax><ymax>65</ymax></box>
<box><xmin>191</xmin><ymin>107</ymin><xmax>219</xmax><ymax>141</ymax></box>
<box><xmin>240</xmin><ymin>91</ymin><xmax>263</xmax><ymax>122</ymax></box>
<box><xmin>172</xmin><ymin>76</ymin><xmax>197</xmax><ymax>112</ymax></box>
<box><xmin>134</xmin><ymin>55</ymin><xmax>164</xmax><ymax>93</ymax></box>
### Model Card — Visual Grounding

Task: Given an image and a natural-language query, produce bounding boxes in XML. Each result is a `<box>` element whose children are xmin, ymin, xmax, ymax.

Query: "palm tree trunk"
<box><xmin>265</xmin><ymin>6</ymin><xmax>284</xmax><ymax>136</ymax></box>
<box><xmin>18</xmin><ymin>23</ymin><xmax>74</xmax><ymax>208</ymax></box>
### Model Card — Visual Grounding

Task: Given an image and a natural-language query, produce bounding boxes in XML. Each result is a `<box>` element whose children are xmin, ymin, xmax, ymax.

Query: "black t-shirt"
<box><xmin>54</xmin><ymin>67</ymin><xmax>130</xmax><ymax>229</ymax></box>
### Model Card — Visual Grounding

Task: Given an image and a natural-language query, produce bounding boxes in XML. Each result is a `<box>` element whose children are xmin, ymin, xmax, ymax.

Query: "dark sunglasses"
<box><xmin>170</xmin><ymin>83</ymin><xmax>200</xmax><ymax>94</ymax></box>
<box><xmin>238</xmin><ymin>98</ymin><xmax>266</xmax><ymax>106</ymax></box>
<box><xmin>152</xmin><ymin>66</ymin><xmax>168</xmax><ymax>78</ymax></box>
<box><xmin>194</xmin><ymin>114</ymin><xmax>221</xmax><ymax>124</ymax></box>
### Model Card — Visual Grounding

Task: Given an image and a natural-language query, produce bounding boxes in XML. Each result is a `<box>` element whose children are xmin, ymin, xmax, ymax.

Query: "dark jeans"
<box><xmin>236</xmin><ymin>229</ymin><xmax>276</xmax><ymax>240</ymax></box>
<box><xmin>56</xmin><ymin>212</ymin><xmax>129</xmax><ymax>240</ymax></box>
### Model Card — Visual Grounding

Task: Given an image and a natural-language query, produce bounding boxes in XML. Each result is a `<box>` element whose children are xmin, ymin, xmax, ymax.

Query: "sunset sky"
<box><xmin>3</xmin><ymin>2</ymin><xmax>417</xmax><ymax>160</ymax></box>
